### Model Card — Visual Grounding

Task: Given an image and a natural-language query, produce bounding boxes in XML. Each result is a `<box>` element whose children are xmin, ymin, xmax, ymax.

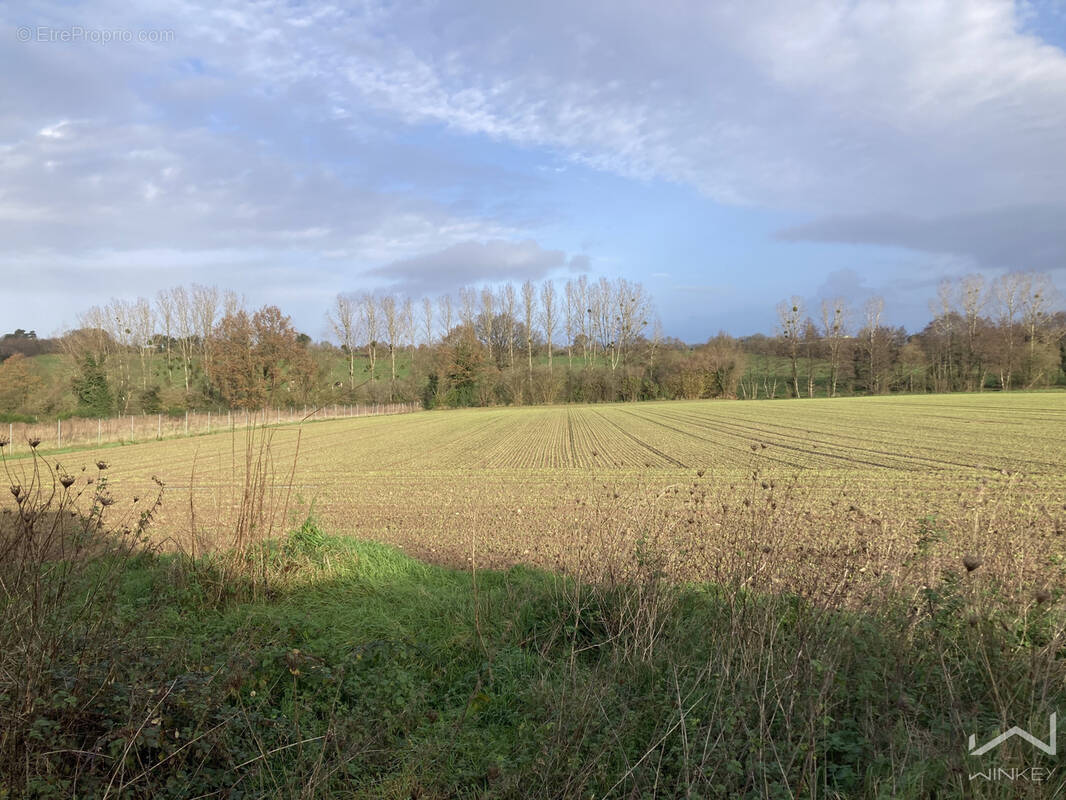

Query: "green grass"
<box><xmin>27</xmin><ymin>353</ymin><xmax>70</xmax><ymax>380</ymax></box>
<box><xmin>324</xmin><ymin>351</ymin><xmax>416</xmax><ymax>384</ymax></box>
<box><xmin>6</xmin><ymin>526</ymin><xmax>1062</xmax><ymax>798</ymax></box>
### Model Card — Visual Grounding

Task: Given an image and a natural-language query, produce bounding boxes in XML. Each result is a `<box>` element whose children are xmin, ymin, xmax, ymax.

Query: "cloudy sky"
<box><xmin>2</xmin><ymin>0</ymin><xmax>1065</xmax><ymax>341</ymax></box>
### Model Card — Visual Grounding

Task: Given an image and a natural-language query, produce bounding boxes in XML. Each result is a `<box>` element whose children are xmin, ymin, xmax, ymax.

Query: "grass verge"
<box><xmin>2</xmin><ymin>522</ymin><xmax>1063</xmax><ymax>798</ymax></box>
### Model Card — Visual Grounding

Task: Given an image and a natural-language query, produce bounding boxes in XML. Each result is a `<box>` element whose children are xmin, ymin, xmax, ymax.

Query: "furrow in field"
<box><xmin>590</xmin><ymin>408</ymin><xmax>689</xmax><ymax>468</ymax></box>
<box><xmin>641</xmin><ymin>405</ymin><xmax>929</xmax><ymax>472</ymax></box>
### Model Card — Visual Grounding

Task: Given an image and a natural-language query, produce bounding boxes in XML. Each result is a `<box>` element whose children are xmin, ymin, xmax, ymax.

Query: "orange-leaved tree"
<box><xmin>207</xmin><ymin>305</ymin><xmax>313</xmax><ymax>409</ymax></box>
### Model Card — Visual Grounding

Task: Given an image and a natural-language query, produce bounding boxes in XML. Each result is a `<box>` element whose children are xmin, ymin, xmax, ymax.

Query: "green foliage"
<box><xmin>444</xmin><ymin>332</ymin><xmax>484</xmax><ymax>407</ymax></box>
<box><xmin>5</xmin><ymin>532</ymin><xmax>1063</xmax><ymax>799</ymax></box>
<box><xmin>138</xmin><ymin>385</ymin><xmax>163</xmax><ymax>413</ymax></box>
<box><xmin>422</xmin><ymin>372</ymin><xmax>439</xmax><ymax>410</ymax></box>
<box><xmin>914</xmin><ymin>513</ymin><xmax>947</xmax><ymax>554</ymax></box>
<box><xmin>285</xmin><ymin>513</ymin><xmax>326</xmax><ymax>556</ymax></box>
<box><xmin>0</xmin><ymin>411</ymin><xmax>35</xmax><ymax>423</ymax></box>
<box><xmin>71</xmin><ymin>355</ymin><xmax>113</xmax><ymax>416</ymax></box>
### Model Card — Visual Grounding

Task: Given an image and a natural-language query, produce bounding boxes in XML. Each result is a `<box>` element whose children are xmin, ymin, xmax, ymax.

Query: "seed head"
<box><xmin>96</xmin><ymin>461</ymin><xmax>109</xmax><ymax>471</ymax></box>
<box><xmin>28</xmin><ymin>437</ymin><xmax>41</xmax><ymax>449</ymax></box>
<box><xmin>962</xmin><ymin>555</ymin><xmax>983</xmax><ymax>573</ymax></box>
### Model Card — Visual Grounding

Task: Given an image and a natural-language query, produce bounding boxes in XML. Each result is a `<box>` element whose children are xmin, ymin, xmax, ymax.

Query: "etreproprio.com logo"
<box><xmin>16</xmin><ymin>25</ymin><xmax>175</xmax><ymax>44</ymax></box>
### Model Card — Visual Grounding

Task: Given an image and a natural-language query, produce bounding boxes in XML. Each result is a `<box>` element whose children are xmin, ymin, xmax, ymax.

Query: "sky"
<box><xmin>2</xmin><ymin>0</ymin><xmax>1065</xmax><ymax>342</ymax></box>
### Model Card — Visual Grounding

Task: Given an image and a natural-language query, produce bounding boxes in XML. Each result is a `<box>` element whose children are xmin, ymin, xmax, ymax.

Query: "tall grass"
<box><xmin>0</xmin><ymin>441</ymin><xmax>164</xmax><ymax>792</ymax></box>
<box><xmin>0</xmin><ymin>432</ymin><xmax>1063</xmax><ymax>797</ymax></box>
<box><xmin>177</xmin><ymin>411</ymin><xmax>306</xmax><ymax>604</ymax></box>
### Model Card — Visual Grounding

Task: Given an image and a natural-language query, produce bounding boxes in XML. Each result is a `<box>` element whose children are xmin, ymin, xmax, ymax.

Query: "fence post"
<box><xmin>185</xmin><ymin>411</ymin><xmax>189</xmax><ymax>435</ymax></box>
<box><xmin>158</xmin><ymin>414</ymin><xmax>162</xmax><ymax>439</ymax></box>
<box><xmin>97</xmin><ymin>419</ymin><xmax>101</xmax><ymax>445</ymax></box>
<box><xmin>130</xmin><ymin>415</ymin><xmax>134</xmax><ymax>441</ymax></box>
<box><xmin>207</xmin><ymin>411</ymin><xmax>211</xmax><ymax>434</ymax></box>
<box><xmin>57</xmin><ymin>418</ymin><xmax>61</xmax><ymax>449</ymax></box>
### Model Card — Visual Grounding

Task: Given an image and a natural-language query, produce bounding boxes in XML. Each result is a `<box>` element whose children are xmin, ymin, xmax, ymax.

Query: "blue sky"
<box><xmin>2</xmin><ymin>0</ymin><xmax>1065</xmax><ymax>341</ymax></box>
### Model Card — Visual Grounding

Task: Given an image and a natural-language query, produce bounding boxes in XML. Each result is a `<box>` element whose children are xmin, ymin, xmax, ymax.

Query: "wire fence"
<box><xmin>0</xmin><ymin>402</ymin><xmax>421</xmax><ymax>455</ymax></box>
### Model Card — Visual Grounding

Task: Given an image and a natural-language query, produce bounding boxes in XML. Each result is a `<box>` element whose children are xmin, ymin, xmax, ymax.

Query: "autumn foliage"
<box><xmin>206</xmin><ymin>305</ymin><xmax>314</xmax><ymax>410</ymax></box>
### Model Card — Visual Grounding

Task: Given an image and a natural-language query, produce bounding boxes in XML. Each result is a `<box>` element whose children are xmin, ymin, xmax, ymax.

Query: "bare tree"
<box><xmin>588</xmin><ymin>277</ymin><xmax>614</xmax><ymax>364</ymax></box>
<box><xmin>356</xmin><ymin>293</ymin><xmax>379</xmax><ymax>381</ymax></box>
<box><xmin>437</xmin><ymin>293</ymin><xmax>454</xmax><ymax>339</ymax></box>
<box><xmin>576</xmin><ymin>275</ymin><xmax>591</xmax><ymax>363</ymax></box>
<box><xmin>958</xmin><ymin>275</ymin><xmax>986</xmax><ymax>390</ymax></box>
<box><xmin>521</xmin><ymin>280</ymin><xmax>537</xmax><ymax>395</ymax></box>
<box><xmin>458</xmin><ymin>286</ymin><xmax>478</xmax><ymax>334</ymax></box>
<box><xmin>161</xmin><ymin>286</ymin><xmax>194</xmax><ymax>391</ymax></box>
<box><xmin>613</xmin><ymin>278</ymin><xmax>650</xmax><ymax>369</ymax></box>
<box><xmin>539</xmin><ymin>280</ymin><xmax>557</xmax><ymax>376</ymax></box>
<box><xmin>864</xmin><ymin>296</ymin><xmax>885</xmax><ymax>393</ymax></box>
<box><xmin>421</xmin><ymin>296</ymin><xmax>434</xmax><ymax>346</ymax></box>
<box><xmin>100</xmin><ymin>298</ymin><xmax>137</xmax><ymax>410</ymax></box>
<box><xmin>381</xmin><ymin>295</ymin><xmax>400</xmax><ymax>396</ymax></box>
<box><xmin>190</xmin><ymin>284</ymin><xmax>220</xmax><ymax>373</ymax></box>
<box><xmin>130</xmin><ymin>298</ymin><xmax>155</xmax><ymax>392</ymax></box>
<box><xmin>1021</xmin><ymin>273</ymin><xmax>1055</xmax><ymax>385</ymax></box>
<box><xmin>649</xmin><ymin>318</ymin><xmax>664</xmax><ymax>371</ymax></box>
<box><xmin>480</xmin><ymin>287</ymin><xmax>495</xmax><ymax>363</ymax></box>
<box><xmin>994</xmin><ymin>272</ymin><xmax>1027</xmax><ymax>390</ymax></box>
<box><xmin>327</xmin><ymin>294</ymin><xmax>358</xmax><ymax>389</ymax></box>
<box><xmin>67</xmin><ymin>304</ymin><xmax>114</xmax><ymax>373</ymax></box>
<box><xmin>223</xmin><ymin>290</ymin><xmax>244</xmax><ymax>317</ymax></box>
<box><xmin>803</xmin><ymin>318</ymin><xmax>818</xmax><ymax>398</ymax></box>
<box><xmin>502</xmin><ymin>284</ymin><xmax>517</xmax><ymax>369</ymax></box>
<box><xmin>820</xmin><ymin>298</ymin><xmax>849</xmax><ymax>397</ymax></box>
<box><xmin>155</xmin><ymin>289</ymin><xmax>175</xmax><ymax>379</ymax></box>
<box><xmin>928</xmin><ymin>280</ymin><xmax>956</xmax><ymax>392</ymax></box>
<box><xmin>402</xmin><ymin>297</ymin><xmax>415</xmax><ymax>351</ymax></box>
<box><xmin>776</xmin><ymin>297</ymin><xmax>804</xmax><ymax>398</ymax></box>
<box><xmin>563</xmin><ymin>279</ymin><xmax>576</xmax><ymax>368</ymax></box>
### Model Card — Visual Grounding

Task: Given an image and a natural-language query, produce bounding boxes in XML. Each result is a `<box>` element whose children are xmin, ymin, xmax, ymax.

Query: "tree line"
<box><xmin>0</xmin><ymin>272</ymin><xmax>1063</xmax><ymax>419</ymax></box>
<box><xmin>766</xmin><ymin>272</ymin><xmax>1063</xmax><ymax>399</ymax></box>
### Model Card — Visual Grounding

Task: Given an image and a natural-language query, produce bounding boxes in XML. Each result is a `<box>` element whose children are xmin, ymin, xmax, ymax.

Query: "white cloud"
<box><xmin>369</xmin><ymin>239</ymin><xmax>587</xmax><ymax>294</ymax></box>
<box><xmin>2</xmin><ymin>0</ymin><xmax>1065</xmax><ymax>333</ymax></box>
<box><xmin>267</xmin><ymin>0</ymin><xmax>1065</xmax><ymax>216</ymax></box>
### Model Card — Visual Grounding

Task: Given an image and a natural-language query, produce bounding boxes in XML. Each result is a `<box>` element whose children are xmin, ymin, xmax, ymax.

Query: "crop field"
<box><xmin>10</xmin><ymin>392</ymin><xmax>1064</xmax><ymax>605</ymax></box>
<box><xmin>4</xmin><ymin>392</ymin><xmax>1066</xmax><ymax>797</ymax></box>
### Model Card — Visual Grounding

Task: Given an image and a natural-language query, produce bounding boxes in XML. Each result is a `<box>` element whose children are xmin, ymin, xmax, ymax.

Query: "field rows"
<box><xmin>5</xmin><ymin>393</ymin><xmax>1064</xmax><ymax>583</ymax></box>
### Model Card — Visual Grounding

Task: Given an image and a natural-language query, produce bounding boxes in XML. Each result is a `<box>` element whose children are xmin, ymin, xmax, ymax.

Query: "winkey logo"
<box><xmin>968</xmin><ymin>713</ymin><xmax>1058</xmax><ymax>784</ymax></box>
<box><xmin>968</xmin><ymin>712</ymin><xmax>1057</xmax><ymax>757</ymax></box>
